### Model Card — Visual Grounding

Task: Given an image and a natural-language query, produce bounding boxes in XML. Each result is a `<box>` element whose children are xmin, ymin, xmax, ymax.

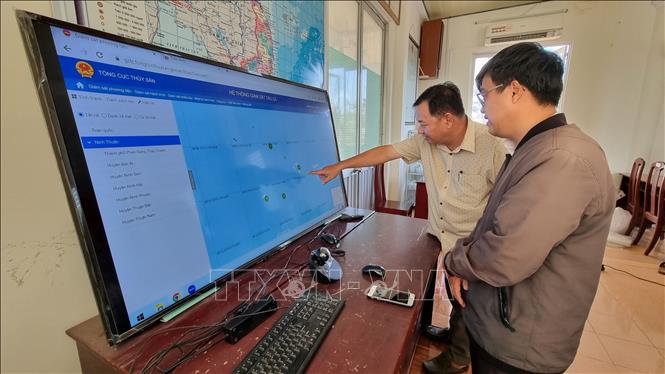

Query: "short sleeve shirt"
<box><xmin>392</xmin><ymin>119</ymin><xmax>506</xmax><ymax>250</ymax></box>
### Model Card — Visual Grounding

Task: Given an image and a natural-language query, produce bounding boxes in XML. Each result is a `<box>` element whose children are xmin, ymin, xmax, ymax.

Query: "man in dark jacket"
<box><xmin>444</xmin><ymin>42</ymin><xmax>615</xmax><ymax>373</ymax></box>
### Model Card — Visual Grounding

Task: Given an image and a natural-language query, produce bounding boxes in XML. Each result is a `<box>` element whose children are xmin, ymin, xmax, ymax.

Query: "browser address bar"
<box><xmin>122</xmin><ymin>57</ymin><xmax>209</xmax><ymax>80</ymax></box>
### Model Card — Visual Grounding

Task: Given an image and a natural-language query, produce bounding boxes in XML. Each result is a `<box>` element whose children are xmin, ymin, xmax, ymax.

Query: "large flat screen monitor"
<box><xmin>18</xmin><ymin>11</ymin><xmax>346</xmax><ymax>344</ymax></box>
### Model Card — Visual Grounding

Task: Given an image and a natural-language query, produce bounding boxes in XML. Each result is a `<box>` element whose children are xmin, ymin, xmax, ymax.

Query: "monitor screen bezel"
<box><xmin>17</xmin><ymin>10</ymin><xmax>347</xmax><ymax>344</ymax></box>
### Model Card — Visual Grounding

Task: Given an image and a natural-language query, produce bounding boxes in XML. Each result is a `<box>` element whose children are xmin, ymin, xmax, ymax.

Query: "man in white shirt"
<box><xmin>311</xmin><ymin>82</ymin><xmax>506</xmax><ymax>373</ymax></box>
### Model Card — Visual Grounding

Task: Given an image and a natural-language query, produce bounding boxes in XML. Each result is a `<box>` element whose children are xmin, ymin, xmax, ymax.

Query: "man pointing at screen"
<box><xmin>311</xmin><ymin>82</ymin><xmax>506</xmax><ymax>374</ymax></box>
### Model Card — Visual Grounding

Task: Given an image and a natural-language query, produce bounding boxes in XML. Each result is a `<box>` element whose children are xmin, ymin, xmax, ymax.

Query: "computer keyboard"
<box><xmin>233</xmin><ymin>289</ymin><xmax>345</xmax><ymax>374</ymax></box>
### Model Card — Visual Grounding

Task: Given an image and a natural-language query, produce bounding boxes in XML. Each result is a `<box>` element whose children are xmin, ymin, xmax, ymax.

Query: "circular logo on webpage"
<box><xmin>75</xmin><ymin>61</ymin><xmax>94</xmax><ymax>78</ymax></box>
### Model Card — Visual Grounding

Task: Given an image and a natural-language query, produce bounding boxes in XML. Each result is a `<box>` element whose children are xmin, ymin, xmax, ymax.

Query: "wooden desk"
<box><xmin>66</xmin><ymin>211</ymin><xmax>439</xmax><ymax>373</ymax></box>
<box><xmin>375</xmin><ymin>199</ymin><xmax>415</xmax><ymax>216</ymax></box>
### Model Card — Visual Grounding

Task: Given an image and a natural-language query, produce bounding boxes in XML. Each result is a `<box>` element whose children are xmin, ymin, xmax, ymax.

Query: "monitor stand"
<box><xmin>159</xmin><ymin>286</ymin><xmax>219</xmax><ymax>323</ymax></box>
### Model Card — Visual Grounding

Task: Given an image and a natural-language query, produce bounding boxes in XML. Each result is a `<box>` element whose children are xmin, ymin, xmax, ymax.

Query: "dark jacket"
<box><xmin>445</xmin><ymin>123</ymin><xmax>615</xmax><ymax>373</ymax></box>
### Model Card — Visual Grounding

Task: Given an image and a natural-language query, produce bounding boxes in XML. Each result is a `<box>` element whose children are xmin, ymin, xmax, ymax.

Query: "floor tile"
<box><xmin>590</xmin><ymin>282</ymin><xmax>633</xmax><ymax>319</ymax></box>
<box><xmin>598</xmin><ymin>252</ymin><xmax>664</xmax><ymax>350</ymax></box>
<box><xmin>566</xmin><ymin>356</ymin><xmax>618</xmax><ymax>373</ymax></box>
<box><xmin>633</xmin><ymin>318</ymin><xmax>665</xmax><ymax>350</ymax></box>
<box><xmin>613</xmin><ymin>364</ymin><xmax>645</xmax><ymax>373</ymax></box>
<box><xmin>577</xmin><ymin>330</ymin><xmax>613</xmax><ymax>363</ymax></box>
<box><xmin>604</xmin><ymin>245</ymin><xmax>663</xmax><ymax>265</ymax></box>
<box><xmin>652</xmin><ymin>348</ymin><xmax>665</xmax><ymax>367</ymax></box>
<box><xmin>598</xmin><ymin>334</ymin><xmax>665</xmax><ymax>373</ymax></box>
<box><xmin>589</xmin><ymin>311</ymin><xmax>652</xmax><ymax>346</ymax></box>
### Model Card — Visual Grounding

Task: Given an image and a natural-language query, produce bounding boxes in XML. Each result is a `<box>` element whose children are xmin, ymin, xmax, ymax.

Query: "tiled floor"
<box><xmin>409</xmin><ymin>231</ymin><xmax>665</xmax><ymax>373</ymax></box>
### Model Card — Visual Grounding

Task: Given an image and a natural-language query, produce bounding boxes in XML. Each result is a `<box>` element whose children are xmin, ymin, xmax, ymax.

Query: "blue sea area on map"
<box><xmin>270</xmin><ymin>1</ymin><xmax>324</xmax><ymax>88</ymax></box>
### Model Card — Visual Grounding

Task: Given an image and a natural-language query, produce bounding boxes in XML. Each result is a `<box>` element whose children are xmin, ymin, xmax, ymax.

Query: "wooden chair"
<box><xmin>632</xmin><ymin>161</ymin><xmax>665</xmax><ymax>255</ymax></box>
<box><xmin>624</xmin><ymin>158</ymin><xmax>646</xmax><ymax>235</ymax></box>
<box><xmin>414</xmin><ymin>181</ymin><xmax>428</xmax><ymax>219</ymax></box>
<box><xmin>373</xmin><ymin>164</ymin><xmax>414</xmax><ymax>216</ymax></box>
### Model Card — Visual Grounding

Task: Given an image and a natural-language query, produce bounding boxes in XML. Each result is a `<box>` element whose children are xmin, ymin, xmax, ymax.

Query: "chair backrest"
<box><xmin>373</xmin><ymin>164</ymin><xmax>386</xmax><ymax>207</ymax></box>
<box><xmin>414</xmin><ymin>182</ymin><xmax>428</xmax><ymax>219</ymax></box>
<box><xmin>627</xmin><ymin>158</ymin><xmax>645</xmax><ymax>210</ymax></box>
<box><xmin>643</xmin><ymin>161</ymin><xmax>665</xmax><ymax>219</ymax></box>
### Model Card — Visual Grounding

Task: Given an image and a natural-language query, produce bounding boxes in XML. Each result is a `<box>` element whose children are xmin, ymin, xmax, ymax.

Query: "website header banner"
<box><xmin>60</xmin><ymin>56</ymin><xmax>329</xmax><ymax>114</ymax></box>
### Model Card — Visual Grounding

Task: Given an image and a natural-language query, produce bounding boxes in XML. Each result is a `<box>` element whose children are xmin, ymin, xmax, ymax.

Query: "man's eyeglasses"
<box><xmin>476</xmin><ymin>83</ymin><xmax>504</xmax><ymax>107</ymax></box>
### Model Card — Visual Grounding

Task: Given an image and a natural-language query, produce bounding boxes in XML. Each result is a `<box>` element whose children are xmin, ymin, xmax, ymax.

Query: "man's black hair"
<box><xmin>413</xmin><ymin>81</ymin><xmax>465</xmax><ymax>117</ymax></box>
<box><xmin>475</xmin><ymin>42</ymin><xmax>564</xmax><ymax>106</ymax></box>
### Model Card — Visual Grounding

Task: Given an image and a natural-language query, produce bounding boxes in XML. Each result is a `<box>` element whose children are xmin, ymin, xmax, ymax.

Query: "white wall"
<box><xmin>1</xmin><ymin>1</ymin><xmax>98</xmax><ymax>373</ymax></box>
<box><xmin>420</xmin><ymin>1</ymin><xmax>665</xmax><ymax>174</ymax></box>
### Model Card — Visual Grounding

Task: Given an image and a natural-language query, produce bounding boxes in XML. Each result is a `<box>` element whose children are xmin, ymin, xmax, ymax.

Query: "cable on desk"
<box><xmin>251</xmin><ymin>235</ymin><xmax>318</xmax><ymax>301</ymax></box>
<box><xmin>314</xmin><ymin>219</ymin><xmax>336</xmax><ymax>238</ymax></box>
<box><xmin>128</xmin><ymin>234</ymin><xmax>321</xmax><ymax>373</ymax></box>
<box><xmin>131</xmin><ymin>306</ymin><xmax>289</xmax><ymax>374</ymax></box>
<box><xmin>128</xmin><ymin>323</ymin><xmax>225</xmax><ymax>374</ymax></box>
<box><xmin>124</xmin><ymin>323</ymin><xmax>225</xmax><ymax>373</ymax></box>
<box><xmin>128</xmin><ymin>219</ymin><xmax>350</xmax><ymax>373</ymax></box>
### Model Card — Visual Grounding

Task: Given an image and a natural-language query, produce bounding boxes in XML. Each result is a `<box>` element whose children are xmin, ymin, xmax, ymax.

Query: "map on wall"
<box><xmin>77</xmin><ymin>0</ymin><xmax>324</xmax><ymax>87</ymax></box>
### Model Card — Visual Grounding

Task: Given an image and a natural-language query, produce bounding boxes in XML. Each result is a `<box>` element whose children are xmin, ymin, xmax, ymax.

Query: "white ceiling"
<box><xmin>423</xmin><ymin>1</ymin><xmax>542</xmax><ymax>19</ymax></box>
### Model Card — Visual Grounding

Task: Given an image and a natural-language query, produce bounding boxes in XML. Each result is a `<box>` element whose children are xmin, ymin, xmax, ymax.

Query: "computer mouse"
<box><xmin>361</xmin><ymin>264</ymin><xmax>386</xmax><ymax>279</ymax></box>
<box><xmin>320</xmin><ymin>233</ymin><xmax>340</xmax><ymax>246</ymax></box>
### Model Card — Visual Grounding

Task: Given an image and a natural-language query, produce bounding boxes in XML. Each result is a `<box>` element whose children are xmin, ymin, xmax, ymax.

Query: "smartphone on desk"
<box><xmin>367</xmin><ymin>285</ymin><xmax>415</xmax><ymax>307</ymax></box>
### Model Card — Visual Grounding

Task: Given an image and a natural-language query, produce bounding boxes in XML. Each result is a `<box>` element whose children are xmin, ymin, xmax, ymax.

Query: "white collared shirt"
<box><xmin>392</xmin><ymin>120</ymin><xmax>506</xmax><ymax>250</ymax></box>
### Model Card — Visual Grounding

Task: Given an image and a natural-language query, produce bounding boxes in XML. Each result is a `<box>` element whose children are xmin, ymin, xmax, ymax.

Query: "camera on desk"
<box><xmin>309</xmin><ymin>247</ymin><xmax>343</xmax><ymax>283</ymax></box>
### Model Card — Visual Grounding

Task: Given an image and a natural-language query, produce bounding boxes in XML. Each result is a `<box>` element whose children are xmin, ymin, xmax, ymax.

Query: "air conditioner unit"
<box><xmin>484</xmin><ymin>14</ymin><xmax>563</xmax><ymax>46</ymax></box>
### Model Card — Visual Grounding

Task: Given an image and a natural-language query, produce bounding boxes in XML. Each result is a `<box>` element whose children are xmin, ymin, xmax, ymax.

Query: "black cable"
<box><xmin>131</xmin><ymin>223</ymin><xmax>339</xmax><ymax>373</ymax></box>
<box><xmin>138</xmin><ymin>323</ymin><xmax>227</xmax><ymax>374</ymax></box>
<box><xmin>139</xmin><ymin>331</ymin><xmax>217</xmax><ymax>374</ymax></box>
<box><xmin>156</xmin><ymin>328</ymin><xmax>227</xmax><ymax>373</ymax></box>
<box><xmin>132</xmin><ymin>232</ymin><xmax>320</xmax><ymax>373</ymax></box>
<box><xmin>125</xmin><ymin>323</ymin><xmax>227</xmax><ymax>373</ymax></box>
<box><xmin>252</xmin><ymin>235</ymin><xmax>318</xmax><ymax>300</ymax></box>
<box><xmin>254</xmin><ymin>218</ymin><xmax>345</xmax><ymax>300</ymax></box>
<box><xmin>259</xmin><ymin>262</ymin><xmax>313</xmax><ymax>300</ymax></box>
<box><xmin>131</xmin><ymin>309</ymin><xmax>269</xmax><ymax>373</ymax></box>
<box><xmin>602</xmin><ymin>264</ymin><xmax>665</xmax><ymax>287</ymax></box>
<box><xmin>225</xmin><ymin>221</ymin><xmax>331</xmax><ymax>310</ymax></box>
<box><xmin>135</xmin><ymin>306</ymin><xmax>288</xmax><ymax>373</ymax></box>
<box><xmin>314</xmin><ymin>219</ymin><xmax>336</xmax><ymax>238</ymax></box>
